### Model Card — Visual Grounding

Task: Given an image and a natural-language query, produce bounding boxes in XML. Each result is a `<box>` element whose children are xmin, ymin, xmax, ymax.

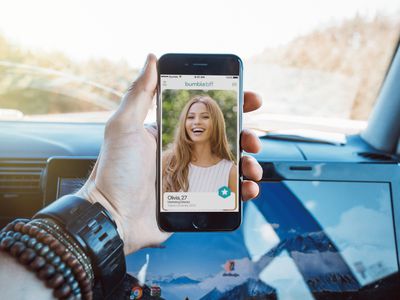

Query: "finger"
<box><xmin>241</xmin><ymin>180</ymin><xmax>260</xmax><ymax>201</ymax></box>
<box><xmin>243</xmin><ymin>91</ymin><xmax>262</xmax><ymax>113</ymax></box>
<box><xmin>118</xmin><ymin>53</ymin><xmax>158</xmax><ymax>124</ymax></box>
<box><xmin>241</xmin><ymin>129</ymin><xmax>261</xmax><ymax>153</ymax></box>
<box><xmin>241</xmin><ymin>155</ymin><xmax>263</xmax><ymax>181</ymax></box>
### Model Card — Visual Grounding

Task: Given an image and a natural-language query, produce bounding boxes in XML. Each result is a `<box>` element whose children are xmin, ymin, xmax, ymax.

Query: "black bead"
<box><xmin>12</xmin><ymin>232</ymin><xmax>22</xmax><ymax>240</ymax></box>
<box><xmin>63</xmin><ymin>267</ymin><xmax>72</xmax><ymax>278</ymax></box>
<box><xmin>45</xmin><ymin>250</ymin><xmax>55</xmax><ymax>261</ymax></box>
<box><xmin>39</xmin><ymin>245</ymin><xmax>50</xmax><ymax>256</ymax></box>
<box><xmin>57</xmin><ymin>262</ymin><xmax>66</xmax><ymax>273</ymax></box>
<box><xmin>34</xmin><ymin>242</ymin><xmax>44</xmax><ymax>252</ymax></box>
<box><xmin>38</xmin><ymin>264</ymin><xmax>56</xmax><ymax>279</ymax></box>
<box><xmin>73</xmin><ymin>287</ymin><xmax>82</xmax><ymax>296</ymax></box>
<box><xmin>20</xmin><ymin>234</ymin><xmax>30</xmax><ymax>243</ymax></box>
<box><xmin>66</xmin><ymin>274</ymin><xmax>75</xmax><ymax>284</ymax></box>
<box><xmin>0</xmin><ymin>237</ymin><xmax>16</xmax><ymax>250</ymax></box>
<box><xmin>27</xmin><ymin>238</ymin><xmax>37</xmax><ymax>248</ymax></box>
<box><xmin>51</xmin><ymin>255</ymin><xmax>61</xmax><ymax>265</ymax></box>
<box><xmin>70</xmin><ymin>280</ymin><xmax>79</xmax><ymax>290</ymax></box>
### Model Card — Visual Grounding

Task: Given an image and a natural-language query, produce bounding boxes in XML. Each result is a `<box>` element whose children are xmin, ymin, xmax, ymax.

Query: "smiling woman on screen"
<box><xmin>163</xmin><ymin>95</ymin><xmax>237</xmax><ymax>194</ymax></box>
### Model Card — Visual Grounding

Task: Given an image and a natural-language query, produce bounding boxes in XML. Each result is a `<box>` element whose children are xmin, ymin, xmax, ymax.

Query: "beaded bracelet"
<box><xmin>30</xmin><ymin>218</ymin><xmax>94</xmax><ymax>281</ymax></box>
<box><xmin>0</xmin><ymin>222</ymin><xmax>77</xmax><ymax>299</ymax></box>
<box><xmin>1</xmin><ymin>229</ymin><xmax>78</xmax><ymax>299</ymax></box>
<box><xmin>23</xmin><ymin>221</ymin><xmax>91</xmax><ymax>297</ymax></box>
<box><xmin>17</xmin><ymin>220</ymin><xmax>93</xmax><ymax>299</ymax></box>
<box><xmin>29</xmin><ymin>219</ymin><xmax>93</xmax><ymax>298</ymax></box>
<box><xmin>0</xmin><ymin>219</ymin><xmax>94</xmax><ymax>300</ymax></box>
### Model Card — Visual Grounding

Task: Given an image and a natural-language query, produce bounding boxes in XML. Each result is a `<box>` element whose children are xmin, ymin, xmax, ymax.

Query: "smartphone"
<box><xmin>157</xmin><ymin>53</ymin><xmax>243</xmax><ymax>232</ymax></box>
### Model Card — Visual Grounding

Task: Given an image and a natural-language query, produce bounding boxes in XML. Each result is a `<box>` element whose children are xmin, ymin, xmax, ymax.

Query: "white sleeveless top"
<box><xmin>188</xmin><ymin>159</ymin><xmax>234</xmax><ymax>192</ymax></box>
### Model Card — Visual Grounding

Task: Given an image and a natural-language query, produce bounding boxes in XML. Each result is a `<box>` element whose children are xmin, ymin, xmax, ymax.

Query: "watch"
<box><xmin>34</xmin><ymin>195</ymin><xmax>126</xmax><ymax>298</ymax></box>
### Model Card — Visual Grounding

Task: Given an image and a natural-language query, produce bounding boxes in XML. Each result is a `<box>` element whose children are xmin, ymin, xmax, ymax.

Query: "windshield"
<box><xmin>0</xmin><ymin>0</ymin><xmax>399</xmax><ymax>133</ymax></box>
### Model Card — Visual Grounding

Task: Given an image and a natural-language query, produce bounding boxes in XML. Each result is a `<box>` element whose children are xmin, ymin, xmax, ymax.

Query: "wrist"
<box><xmin>76</xmin><ymin>181</ymin><xmax>126</xmax><ymax>251</ymax></box>
<box><xmin>33</xmin><ymin>194</ymin><xmax>126</xmax><ymax>298</ymax></box>
<box><xmin>1</xmin><ymin>218</ymin><xmax>92</xmax><ymax>299</ymax></box>
<box><xmin>78</xmin><ymin>179</ymin><xmax>172</xmax><ymax>255</ymax></box>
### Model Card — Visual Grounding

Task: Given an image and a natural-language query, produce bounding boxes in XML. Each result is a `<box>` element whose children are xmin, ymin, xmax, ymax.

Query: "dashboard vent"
<box><xmin>358</xmin><ymin>152</ymin><xmax>396</xmax><ymax>161</ymax></box>
<box><xmin>0</xmin><ymin>159</ymin><xmax>46</xmax><ymax>194</ymax></box>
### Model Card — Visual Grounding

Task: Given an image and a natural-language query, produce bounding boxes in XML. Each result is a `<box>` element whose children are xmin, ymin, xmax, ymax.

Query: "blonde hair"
<box><xmin>163</xmin><ymin>95</ymin><xmax>235</xmax><ymax>192</ymax></box>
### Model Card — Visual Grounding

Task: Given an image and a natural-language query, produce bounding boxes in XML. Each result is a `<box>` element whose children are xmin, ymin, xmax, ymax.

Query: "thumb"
<box><xmin>118</xmin><ymin>53</ymin><xmax>158</xmax><ymax>125</ymax></box>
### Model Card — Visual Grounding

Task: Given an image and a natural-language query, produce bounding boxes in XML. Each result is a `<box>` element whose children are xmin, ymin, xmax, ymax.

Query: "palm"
<box><xmin>94</xmin><ymin>127</ymin><xmax>170</xmax><ymax>254</ymax></box>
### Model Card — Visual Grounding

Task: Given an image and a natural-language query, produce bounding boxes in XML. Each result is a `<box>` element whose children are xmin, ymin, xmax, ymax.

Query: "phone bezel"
<box><xmin>157</xmin><ymin>53</ymin><xmax>243</xmax><ymax>232</ymax></box>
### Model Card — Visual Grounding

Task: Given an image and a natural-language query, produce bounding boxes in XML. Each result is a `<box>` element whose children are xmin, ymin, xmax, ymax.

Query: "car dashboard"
<box><xmin>1</xmin><ymin>120</ymin><xmax>399</xmax><ymax>300</ymax></box>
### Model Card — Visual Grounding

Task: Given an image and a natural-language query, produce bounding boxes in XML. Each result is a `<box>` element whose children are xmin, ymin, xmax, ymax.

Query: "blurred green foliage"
<box><xmin>162</xmin><ymin>89</ymin><xmax>237</xmax><ymax>157</ymax></box>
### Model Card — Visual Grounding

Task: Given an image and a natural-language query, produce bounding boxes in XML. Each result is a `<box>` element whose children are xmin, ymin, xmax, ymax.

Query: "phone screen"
<box><xmin>160</xmin><ymin>74</ymin><xmax>239</xmax><ymax>213</ymax></box>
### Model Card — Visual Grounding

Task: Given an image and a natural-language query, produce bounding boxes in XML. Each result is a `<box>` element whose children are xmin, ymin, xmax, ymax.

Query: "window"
<box><xmin>0</xmin><ymin>0</ymin><xmax>399</xmax><ymax>130</ymax></box>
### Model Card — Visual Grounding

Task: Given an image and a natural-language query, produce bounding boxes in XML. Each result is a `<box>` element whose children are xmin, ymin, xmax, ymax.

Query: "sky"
<box><xmin>1</xmin><ymin>0</ymin><xmax>399</xmax><ymax>68</ymax></box>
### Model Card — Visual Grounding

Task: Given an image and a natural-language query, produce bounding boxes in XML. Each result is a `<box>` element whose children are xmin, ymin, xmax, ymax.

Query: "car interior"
<box><xmin>1</xmin><ymin>1</ymin><xmax>400</xmax><ymax>299</ymax></box>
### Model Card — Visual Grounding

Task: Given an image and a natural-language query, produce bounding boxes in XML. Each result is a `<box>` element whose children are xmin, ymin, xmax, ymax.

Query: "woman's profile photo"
<box><xmin>163</xmin><ymin>95</ymin><xmax>237</xmax><ymax>195</ymax></box>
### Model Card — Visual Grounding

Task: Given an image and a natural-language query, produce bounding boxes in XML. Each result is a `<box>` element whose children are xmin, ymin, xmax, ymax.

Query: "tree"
<box><xmin>162</xmin><ymin>89</ymin><xmax>237</xmax><ymax>158</ymax></box>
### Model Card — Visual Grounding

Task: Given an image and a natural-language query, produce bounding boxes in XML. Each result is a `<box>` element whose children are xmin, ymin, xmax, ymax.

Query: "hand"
<box><xmin>78</xmin><ymin>54</ymin><xmax>263</xmax><ymax>255</ymax></box>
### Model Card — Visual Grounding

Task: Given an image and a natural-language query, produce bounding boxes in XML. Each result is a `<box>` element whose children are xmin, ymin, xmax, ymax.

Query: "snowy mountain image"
<box><xmin>152</xmin><ymin>275</ymin><xmax>201</xmax><ymax>285</ymax></box>
<box><xmin>142</xmin><ymin>230</ymin><xmax>364</xmax><ymax>300</ymax></box>
<box><xmin>255</xmin><ymin>231</ymin><xmax>360</xmax><ymax>293</ymax></box>
<box><xmin>199</xmin><ymin>279</ymin><xmax>276</xmax><ymax>300</ymax></box>
<box><xmin>143</xmin><ymin>257</ymin><xmax>262</xmax><ymax>300</ymax></box>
